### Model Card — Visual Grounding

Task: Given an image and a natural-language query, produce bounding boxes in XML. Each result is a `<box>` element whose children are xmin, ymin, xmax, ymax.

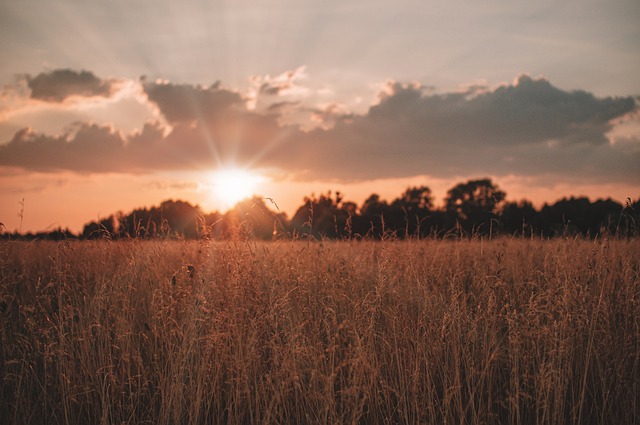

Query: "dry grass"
<box><xmin>1</xmin><ymin>238</ymin><xmax>639</xmax><ymax>424</ymax></box>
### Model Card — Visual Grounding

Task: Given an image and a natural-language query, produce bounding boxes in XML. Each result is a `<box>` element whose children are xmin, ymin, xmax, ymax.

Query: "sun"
<box><xmin>210</xmin><ymin>168</ymin><xmax>262</xmax><ymax>208</ymax></box>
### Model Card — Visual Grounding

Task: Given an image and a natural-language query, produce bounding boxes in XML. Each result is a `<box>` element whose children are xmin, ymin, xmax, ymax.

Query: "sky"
<box><xmin>0</xmin><ymin>0</ymin><xmax>639</xmax><ymax>233</ymax></box>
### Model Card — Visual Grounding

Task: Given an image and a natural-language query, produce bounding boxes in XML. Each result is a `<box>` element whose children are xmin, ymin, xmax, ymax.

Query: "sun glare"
<box><xmin>211</xmin><ymin>168</ymin><xmax>262</xmax><ymax>208</ymax></box>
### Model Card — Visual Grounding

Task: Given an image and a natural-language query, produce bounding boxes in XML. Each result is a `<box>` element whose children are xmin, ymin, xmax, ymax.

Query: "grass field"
<box><xmin>1</xmin><ymin>238</ymin><xmax>639</xmax><ymax>424</ymax></box>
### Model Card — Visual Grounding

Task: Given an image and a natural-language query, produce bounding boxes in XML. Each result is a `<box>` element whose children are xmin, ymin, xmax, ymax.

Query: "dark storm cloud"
<box><xmin>26</xmin><ymin>69</ymin><xmax>115</xmax><ymax>102</ymax></box>
<box><xmin>0</xmin><ymin>73</ymin><xmax>637</xmax><ymax>185</ymax></box>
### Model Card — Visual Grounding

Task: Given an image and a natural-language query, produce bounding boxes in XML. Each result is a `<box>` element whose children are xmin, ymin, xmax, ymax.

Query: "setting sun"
<box><xmin>210</xmin><ymin>168</ymin><xmax>263</xmax><ymax>208</ymax></box>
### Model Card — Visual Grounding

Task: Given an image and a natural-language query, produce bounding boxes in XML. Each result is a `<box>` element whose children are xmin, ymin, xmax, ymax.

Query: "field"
<box><xmin>1</xmin><ymin>238</ymin><xmax>639</xmax><ymax>424</ymax></box>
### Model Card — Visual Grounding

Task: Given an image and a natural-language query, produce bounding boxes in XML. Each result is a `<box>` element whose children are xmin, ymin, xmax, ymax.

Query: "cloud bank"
<box><xmin>278</xmin><ymin>75</ymin><xmax>638</xmax><ymax>181</ymax></box>
<box><xmin>1</xmin><ymin>70</ymin><xmax>637</xmax><ymax>185</ymax></box>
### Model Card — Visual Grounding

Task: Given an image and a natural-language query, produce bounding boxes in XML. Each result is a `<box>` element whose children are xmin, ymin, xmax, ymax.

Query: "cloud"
<box><xmin>25</xmin><ymin>69</ymin><xmax>116</xmax><ymax>102</ymax></box>
<box><xmin>0</xmin><ymin>72</ymin><xmax>637</xmax><ymax>187</ymax></box>
<box><xmin>0</xmin><ymin>124</ymin><xmax>126</xmax><ymax>172</ymax></box>
<box><xmin>271</xmin><ymin>75</ymin><xmax>638</xmax><ymax>181</ymax></box>
<box><xmin>309</xmin><ymin>102</ymin><xmax>354</xmax><ymax>129</ymax></box>
<box><xmin>257</xmin><ymin>66</ymin><xmax>309</xmax><ymax>97</ymax></box>
<box><xmin>245</xmin><ymin>67</ymin><xmax>315</xmax><ymax>127</ymax></box>
<box><xmin>365</xmin><ymin>75</ymin><xmax>635</xmax><ymax>149</ymax></box>
<box><xmin>1</xmin><ymin>74</ymin><xmax>162</xmax><ymax>145</ymax></box>
<box><xmin>142</xmin><ymin>79</ymin><xmax>244</xmax><ymax>124</ymax></box>
<box><xmin>0</xmin><ymin>112</ymin><xmax>286</xmax><ymax>173</ymax></box>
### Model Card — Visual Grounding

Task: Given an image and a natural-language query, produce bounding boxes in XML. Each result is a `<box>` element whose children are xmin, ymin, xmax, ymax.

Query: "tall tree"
<box><xmin>445</xmin><ymin>178</ymin><xmax>506</xmax><ymax>236</ymax></box>
<box><xmin>359</xmin><ymin>194</ymin><xmax>390</xmax><ymax>238</ymax></box>
<box><xmin>81</xmin><ymin>215</ymin><xmax>117</xmax><ymax>239</ymax></box>
<box><xmin>390</xmin><ymin>186</ymin><xmax>433</xmax><ymax>237</ymax></box>
<box><xmin>500</xmin><ymin>200</ymin><xmax>538</xmax><ymax>237</ymax></box>
<box><xmin>222</xmin><ymin>197</ymin><xmax>287</xmax><ymax>240</ymax></box>
<box><xmin>290</xmin><ymin>191</ymin><xmax>350</xmax><ymax>238</ymax></box>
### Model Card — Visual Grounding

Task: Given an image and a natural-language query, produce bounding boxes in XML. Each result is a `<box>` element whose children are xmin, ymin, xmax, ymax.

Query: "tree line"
<box><xmin>2</xmin><ymin>178</ymin><xmax>639</xmax><ymax>241</ymax></box>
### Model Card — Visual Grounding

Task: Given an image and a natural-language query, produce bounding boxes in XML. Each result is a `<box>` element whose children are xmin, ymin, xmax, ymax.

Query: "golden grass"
<box><xmin>1</xmin><ymin>238</ymin><xmax>639</xmax><ymax>424</ymax></box>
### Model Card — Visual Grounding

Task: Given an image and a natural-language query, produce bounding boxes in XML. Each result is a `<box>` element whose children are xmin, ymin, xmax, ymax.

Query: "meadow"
<box><xmin>1</xmin><ymin>238</ymin><xmax>638</xmax><ymax>424</ymax></box>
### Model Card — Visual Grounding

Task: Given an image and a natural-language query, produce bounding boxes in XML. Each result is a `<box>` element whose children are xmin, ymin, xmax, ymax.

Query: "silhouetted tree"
<box><xmin>117</xmin><ymin>207</ymin><xmax>151</xmax><ymax>238</ymax></box>
<box><xmin>445</xmin><ymin>179</ymin><xmax>506</xmax><ymax>236</ymax></box>
<box><xmin>157</xmin><ymin>200</ymin><xmax>201</xmax><ymax>238</ymax></box>
<box><xmin>290</xmin><ymin>191</ymin><xmax>350</xmax><ymax>238</ymax></box>
<box><xmin>591</xmin><ymin>198</ymin><xmax>625</xmax><ymax>236</ymax></box>
<box><xmin>117</xmin><ymin>200</ymin><xmax>202</xmax><ymax>239</ymax></box>
<box><xmin>500</xmin><ymin>200</ymin><xmax>538</xmax><ymax>237</ymax></box>
<box><xmin>358</xmin><ymin>194</ymin><xmax>390</xmax><ymax>238</ymax></box>
<box><xmin>222</xmin><ymin>197</ymin><xmax>287</xmax><ymax>240</ymax></box>
<box><xmin>82</xmin><ymin>215</ymin><xmax>117</xmax><ymax>239</ymax></box>
<box><xmin>32</xmin><ymin>227</ymin><xmax>76</xmax><ymax>240</ymax></box>
<box><xmin>617</xmin><ymin>197</ymin><xmax>640</xmax><ymax>237</ymax></box>
<box><xmin>71</xmin><ymin>184</ymin><xmax>639</xmax><ymax>242</ymax></box>
<box><xmin>389</xmin><ymin>186</ymin><xmax>433</xmax><ymax>238</ymax></box>
<box><xmin>539</xmin><ymin>197</ymin><xmax>624</xmax><ymax>237</ymax></box>
<box><xmin>200</xmin><ymin>211</ymin><xmax>224</xmax><ymax>239</ymax></box>
<box><xmin>339</xmin><ymin>201</ymin><xmax>359</xmax><ymax>239</ymax></box>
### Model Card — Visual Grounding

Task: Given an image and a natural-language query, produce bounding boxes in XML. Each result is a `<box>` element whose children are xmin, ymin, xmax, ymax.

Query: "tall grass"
<box><xmin>1</xmin><ymin>238</ymin><xmax>639</xmax><ymax>424</ymax></box>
